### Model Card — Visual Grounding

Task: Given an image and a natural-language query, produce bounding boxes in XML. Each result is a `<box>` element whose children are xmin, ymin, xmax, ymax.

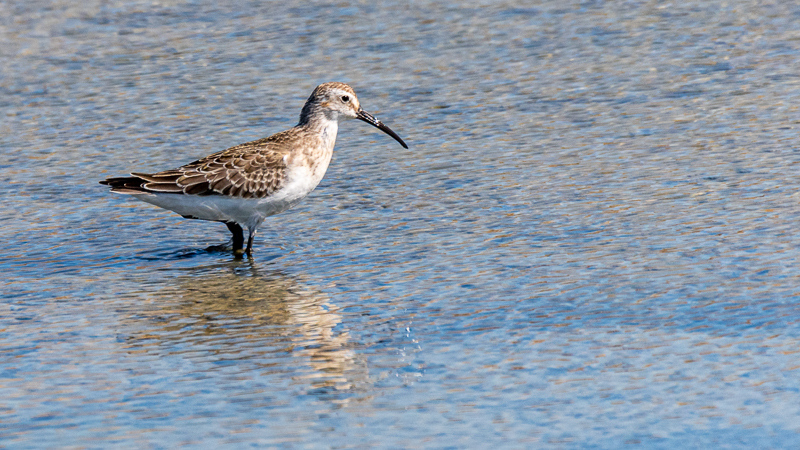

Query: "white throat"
<box><xmin>319</xmin><ymin>117</ymin><xmax>339</xmax><ymax>149</ymax></box>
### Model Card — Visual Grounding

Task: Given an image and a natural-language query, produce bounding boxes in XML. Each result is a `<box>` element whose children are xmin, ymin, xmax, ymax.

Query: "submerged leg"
<box><xmin>225</xmin><ymin>222</ymin><xmax>245</xmax><ymax>253</ymax></box>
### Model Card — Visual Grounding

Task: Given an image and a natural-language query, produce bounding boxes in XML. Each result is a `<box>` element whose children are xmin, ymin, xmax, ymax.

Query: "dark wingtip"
<box><xmin>100</xmin><ymin>175</ymin><xmax>149</xmax><ymax>192</ymax></box>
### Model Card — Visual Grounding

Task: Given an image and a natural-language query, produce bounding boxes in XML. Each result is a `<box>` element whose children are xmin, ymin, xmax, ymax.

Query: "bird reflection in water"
<box><xmin>120</xmin><ymin>262</ymin><xmax>364</xmax><ymax>394</ymax></box>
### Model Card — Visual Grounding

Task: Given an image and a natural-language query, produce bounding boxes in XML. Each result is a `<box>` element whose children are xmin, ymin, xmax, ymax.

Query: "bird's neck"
<box><xmin>298</xmin><ymin>113</ymin><xmax>339</xmax><ymax>150</ymax></box>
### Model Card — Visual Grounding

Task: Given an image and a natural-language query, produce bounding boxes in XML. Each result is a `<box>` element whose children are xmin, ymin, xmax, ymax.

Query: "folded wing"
<box><xmin>101</xmin><ymin>135</ymin><xmax>290</xmax><ymax>199</ymax></box>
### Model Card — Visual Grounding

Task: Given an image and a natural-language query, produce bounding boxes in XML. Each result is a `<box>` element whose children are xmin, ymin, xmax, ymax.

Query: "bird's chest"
<box><xmin>277</xmin><ymin>146</ymin><xmax>332</xmax><ymax>203</ymax></box>
<box><xmin>298</xmin><ymin>145</ymin><xmax>333</xmax><ymax>184</ymax></box>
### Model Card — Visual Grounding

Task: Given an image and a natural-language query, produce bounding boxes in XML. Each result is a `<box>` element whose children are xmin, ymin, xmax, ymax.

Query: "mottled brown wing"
<box><xmin>130</xmin><ymin>134</ymin><xmax>292</xmax><ymax>199</ymax></box>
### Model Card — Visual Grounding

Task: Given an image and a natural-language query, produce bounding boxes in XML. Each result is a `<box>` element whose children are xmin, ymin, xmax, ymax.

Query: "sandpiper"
<box><xmin>101</xmin><ymin>82</ymin><xmax>407</xmax><ymax>256</ymax></box>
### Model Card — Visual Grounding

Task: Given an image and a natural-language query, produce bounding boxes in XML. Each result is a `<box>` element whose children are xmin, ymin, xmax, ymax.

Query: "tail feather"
<box><xmin>102</xmin><ymin>170</ymin><xmax>189</xmax><ymax>194</ymax></box>
<box><xmin>130</xmin><ymin>171</ymin><xmax>181</xmax><ymax>183</ymax></box>
<box><xmin>100</xmin><ymin>176</ymin><xmax>148</xmax><ymax>192</ymax></box>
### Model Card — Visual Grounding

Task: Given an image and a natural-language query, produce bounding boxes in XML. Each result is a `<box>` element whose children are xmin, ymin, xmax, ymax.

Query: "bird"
<box><xmin>100</xmin><ymin>82</ymin><xmax>408</xmax><ymax>257</ymax></box>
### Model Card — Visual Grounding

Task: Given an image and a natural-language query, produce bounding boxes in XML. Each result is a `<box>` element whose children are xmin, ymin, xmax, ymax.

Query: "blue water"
<box><xmin>3</xmin><ymin>0</ymin><xmax>800</xmax><ymax>447</ymax></box>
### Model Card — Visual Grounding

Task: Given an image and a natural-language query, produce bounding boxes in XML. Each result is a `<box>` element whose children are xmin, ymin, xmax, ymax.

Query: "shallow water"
<box><xmin>3</xmin><ymin>0</ymin><xmax>800</xmax><ymax>447</ymax></box>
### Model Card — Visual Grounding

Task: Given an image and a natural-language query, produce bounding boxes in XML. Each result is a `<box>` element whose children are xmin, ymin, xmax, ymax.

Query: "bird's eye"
<box><xmin>341</xmin><ymin>95</ymin><xmax>350</xmax><ymax>103</ymax></box>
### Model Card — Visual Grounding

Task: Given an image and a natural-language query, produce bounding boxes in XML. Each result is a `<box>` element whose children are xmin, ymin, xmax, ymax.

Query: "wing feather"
<box><xmin>102</xmin><ymin>131</ymin><xmax>295</xmax><ymax>198</ymax></box>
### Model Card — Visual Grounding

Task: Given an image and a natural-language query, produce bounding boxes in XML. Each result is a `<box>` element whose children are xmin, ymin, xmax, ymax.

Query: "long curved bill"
<box><xmin>357</xmin><ymin>109</ymin><xmax>409</xmax><ymax>149</ymax></box>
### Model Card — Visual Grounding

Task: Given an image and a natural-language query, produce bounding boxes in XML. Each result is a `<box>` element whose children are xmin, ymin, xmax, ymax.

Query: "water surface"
<box><xmin>3</xmin><ymin>0</ymin><xmax>800</xmax><ymax>447</ymax></box>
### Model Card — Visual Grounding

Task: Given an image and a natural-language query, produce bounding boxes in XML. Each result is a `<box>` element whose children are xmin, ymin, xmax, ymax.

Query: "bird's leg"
<box><xmin>225</xmin><ymin>222</ymin><xmax>245</xmax><ymax>255</ymax></box>
<box><xmin>245</xmin><ymin>228</ymin><xmax>256</xmax><ymax>256</ymax></box>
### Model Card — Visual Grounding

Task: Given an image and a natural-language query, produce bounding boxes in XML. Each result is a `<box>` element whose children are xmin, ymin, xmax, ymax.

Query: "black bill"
<box><xmin>357</xmin><ymin>109</ymin><xmax>408</xmax><ymax>149</ymax></box>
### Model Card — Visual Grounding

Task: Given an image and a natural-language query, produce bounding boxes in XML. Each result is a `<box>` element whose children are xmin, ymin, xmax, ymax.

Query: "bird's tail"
<box><xmin>99</xmin><ymin>175</ymin><xmax>149</xmax><ymax>194</ymax></box>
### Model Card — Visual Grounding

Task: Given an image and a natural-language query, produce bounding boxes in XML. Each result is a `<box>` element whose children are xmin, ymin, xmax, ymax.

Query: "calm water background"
<box><xmin>3</xmin><ymin>0</ymin><xmax>800</xmax><ymax>447</ymax></box>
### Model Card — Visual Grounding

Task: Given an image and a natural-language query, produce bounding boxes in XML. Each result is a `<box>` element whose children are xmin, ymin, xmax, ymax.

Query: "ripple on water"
<box><xmin>3</xmin><ymin>0</ymin><xmax>800</xmax><ymax>447</ymax></box>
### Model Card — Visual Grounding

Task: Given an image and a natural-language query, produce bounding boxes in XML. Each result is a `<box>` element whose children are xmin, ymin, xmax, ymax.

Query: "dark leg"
<box><xmin>245</xmin><ymin>229</ymin><xmax>256</xmax><ymax>256</ymax></box>
<box><xmin>225</xmin><ymin>222</ymin><xmax>245</xmax><ymax>253</ymax></box>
